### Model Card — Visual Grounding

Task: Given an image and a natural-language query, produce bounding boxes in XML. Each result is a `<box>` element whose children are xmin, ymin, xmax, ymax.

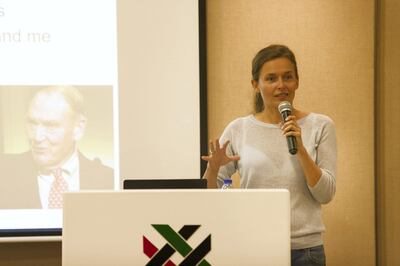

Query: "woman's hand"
<box><xmin>201</xmin><ymin>139</ymin><xmax>240</xmax><ymax>171</ymax></box>
<box><xmin>280</xmin><ymin>115</ymin><xmax>304</xmax><ymax>151</ymax></box>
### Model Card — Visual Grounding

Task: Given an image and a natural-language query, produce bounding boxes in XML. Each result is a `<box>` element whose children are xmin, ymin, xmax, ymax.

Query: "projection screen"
<box><xmin>0</xmin><ymin>0</ymin><xmax>206</xmax><ymax>240</ymax></box>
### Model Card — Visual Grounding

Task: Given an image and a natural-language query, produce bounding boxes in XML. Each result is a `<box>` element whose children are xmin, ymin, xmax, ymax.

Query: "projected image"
<box><xmin>0</xmin><ymin>86</ymin><xmax>115</xmax><ymax>209</ymax></box>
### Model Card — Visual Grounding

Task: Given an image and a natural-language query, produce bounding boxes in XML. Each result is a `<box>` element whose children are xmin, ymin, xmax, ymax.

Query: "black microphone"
<box><xmin>278</xmin><ymin>101</ymin><xmax>297</xmax><ymax>155</ymax></box>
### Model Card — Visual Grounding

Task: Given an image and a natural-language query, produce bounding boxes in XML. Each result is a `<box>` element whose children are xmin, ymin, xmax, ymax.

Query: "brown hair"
<box><xmin>252</xmin><ymin>45</ymin><xmax>298</xmax><ymax>113</ymax></box>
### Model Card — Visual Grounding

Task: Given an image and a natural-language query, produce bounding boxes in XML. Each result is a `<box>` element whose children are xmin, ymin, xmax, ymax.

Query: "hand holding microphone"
<box><xmin>278</xmin><ymin>101</ymin><xmax>299</xmax><ymax>155</ymax></box>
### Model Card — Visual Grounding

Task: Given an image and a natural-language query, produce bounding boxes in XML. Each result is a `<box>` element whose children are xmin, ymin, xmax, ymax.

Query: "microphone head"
<box><xmin>278</xmin><ymin>101</ymin><xmax>292</xmax><ymax>114</ymax></box>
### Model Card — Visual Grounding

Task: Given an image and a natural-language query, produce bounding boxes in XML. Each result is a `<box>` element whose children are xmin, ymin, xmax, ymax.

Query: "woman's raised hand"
<box><xmin>201</xmin><ymin>139</ymin><xmax>240</xmax><ymax>171</ymax></box>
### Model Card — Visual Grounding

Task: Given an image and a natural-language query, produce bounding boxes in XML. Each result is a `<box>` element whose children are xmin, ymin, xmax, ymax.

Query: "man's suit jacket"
<box><xmin>0</xmin><ymin>151</ymin><xmax>114</xmax><ymax>209</ymax></box>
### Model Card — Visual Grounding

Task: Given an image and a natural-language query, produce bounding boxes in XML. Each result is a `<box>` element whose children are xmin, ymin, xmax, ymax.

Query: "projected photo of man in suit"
<box><xmin>0</xmin><ymin>86</ymin><xmax>114</xmax><ymax>209</ymax></box>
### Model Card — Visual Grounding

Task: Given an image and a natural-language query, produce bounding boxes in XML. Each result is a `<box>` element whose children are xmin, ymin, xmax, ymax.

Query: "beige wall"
<box><xmin>207</xmin><ymin>0</ymin><xmax>375</xmax><ymax>265</ymax></box>
<box><xmin>377</xmin><ymin>0</ymin><xmax>400</xmax><ymax>265</ymax></box>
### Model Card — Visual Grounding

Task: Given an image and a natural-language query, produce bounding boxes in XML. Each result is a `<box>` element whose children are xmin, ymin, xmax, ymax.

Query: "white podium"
<box><xmin>63</xmin><ymin>189</ymin><xmax>290</xmax><ymax>266</ymax></box>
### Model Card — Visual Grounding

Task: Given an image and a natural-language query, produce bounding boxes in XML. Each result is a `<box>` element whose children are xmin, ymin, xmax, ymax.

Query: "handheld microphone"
<box><xmin>278</xmin><ymin>101</ymin><xmax>297</xmax><ymax>155</ymax></box>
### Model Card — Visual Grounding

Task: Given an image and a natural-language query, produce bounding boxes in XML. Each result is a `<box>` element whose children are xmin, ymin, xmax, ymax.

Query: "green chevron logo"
<box><xmin>143</xmin><ymin>224</ymin><xmax>211</xmax><ymax>265</ymax></box>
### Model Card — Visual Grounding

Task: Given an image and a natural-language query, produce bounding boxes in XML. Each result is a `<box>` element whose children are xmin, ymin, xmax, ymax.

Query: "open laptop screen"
<box><xmin>123</xmin><ymin>179</ymin><xmax>207</xmax><ymax>189</ymax></box>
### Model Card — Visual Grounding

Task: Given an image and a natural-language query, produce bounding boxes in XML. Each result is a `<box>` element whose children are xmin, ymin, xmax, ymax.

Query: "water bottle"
<box><xmin>221</xmin><ymin>179</ymin><xmax>233</xmax><ymax>190</ymax></box>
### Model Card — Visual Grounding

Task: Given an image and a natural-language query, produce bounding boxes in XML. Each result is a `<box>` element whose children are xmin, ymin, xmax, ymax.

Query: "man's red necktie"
<box><xmin>48</xmin><ymin>168</ymin><xmax>68</xmax><ymax>209</ymax></box>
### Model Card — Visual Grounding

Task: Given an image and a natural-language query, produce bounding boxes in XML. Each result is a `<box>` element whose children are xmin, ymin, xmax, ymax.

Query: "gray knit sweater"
<box><xmin>216</xmin><ymin>113</ymin><xmax>337</xmax><ymax>249</ymax></box>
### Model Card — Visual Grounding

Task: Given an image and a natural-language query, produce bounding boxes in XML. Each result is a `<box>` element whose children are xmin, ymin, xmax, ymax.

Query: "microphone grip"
<box><xmin>281</xmin><ymin>110</ymin><xmax>298</xmax><ymax>155</ymax></box>
<box><xmin>287</xmin><ymin>136</ymin><xmax>297</xmax><ymax>155</ymax></box>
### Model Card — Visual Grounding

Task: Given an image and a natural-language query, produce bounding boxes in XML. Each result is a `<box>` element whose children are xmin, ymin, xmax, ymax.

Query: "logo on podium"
<box><xmin>143</xmin><ymin>224</ymin><xmax>211</xmax><ymax>265</ymax></box>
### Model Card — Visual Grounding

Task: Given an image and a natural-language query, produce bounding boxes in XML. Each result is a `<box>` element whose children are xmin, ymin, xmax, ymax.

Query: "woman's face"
<box><xmin>252</xmin><ymin>57</ymin><xmax>299</xmax><ymax>110</ymax></box>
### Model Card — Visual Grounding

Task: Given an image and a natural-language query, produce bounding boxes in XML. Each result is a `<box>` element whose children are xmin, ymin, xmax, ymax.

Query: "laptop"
<box><xmin>123</xmin><ymin>178</ymin><xmax>207</xmax><ymax>189</ymax></box>
<box><xmin>63</xmin><ymin>189</ymin><xmax>290</xmax><ymax>265</ymax></box>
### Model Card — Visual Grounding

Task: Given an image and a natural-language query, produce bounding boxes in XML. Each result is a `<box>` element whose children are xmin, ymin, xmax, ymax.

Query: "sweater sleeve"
<box><xmin>308</xmin><ymin>117</ymin><xmax>337</xmax><ymax>204</ymax></box>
